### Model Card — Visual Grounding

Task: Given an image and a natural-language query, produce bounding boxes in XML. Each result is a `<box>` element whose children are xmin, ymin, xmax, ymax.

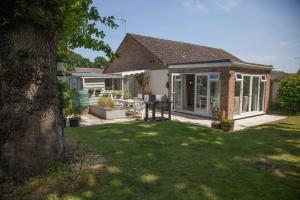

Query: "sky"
<box><xmin>74</xmin><ymin>0</ymin><xmax>300</xmax><ymax>73</ymax></box>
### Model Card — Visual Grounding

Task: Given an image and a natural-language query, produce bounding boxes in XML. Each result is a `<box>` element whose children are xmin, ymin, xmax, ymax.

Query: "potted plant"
<box><xmin>210</xmin><ymin>105</ymin><xmax>221</xmax><ymax>129</ymax></box>
<box><xmin>68</xmin><ymin>105</ymin><xmax>83</xmax><ymax>127</ymax></box>
<box><xmin>220</xmin><ymin>117</ymin><xmax>235</xmax><ymax>132</ymax></box>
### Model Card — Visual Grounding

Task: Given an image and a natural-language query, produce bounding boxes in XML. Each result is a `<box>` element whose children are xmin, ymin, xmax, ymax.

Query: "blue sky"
<box><xmin>75</xmin><ymin>0</ymin><xmax>300</xmax><ymax>73</ymax></box>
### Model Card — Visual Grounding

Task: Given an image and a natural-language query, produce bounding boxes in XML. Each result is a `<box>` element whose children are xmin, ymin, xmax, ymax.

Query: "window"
<box><xmin>235</xmin><ymin>73</ymin><xmax>242</xmax><ymax>81</ymax></box>
<box><xmin>105</xmin><ymin>79</ymin><xmax>112</xmax><ymax>90</ymax></box>
<box><xmin>209</xmin><ymin>73</ymin><xmax>219</xmax><ymax>80</ymax></box>
<box><xmin>113</xmin><ymin>79</ymin><xmax>122</xmax><ymax>90</ymax></box>
<box><xmin>234</xmin><ymin>74</ymin><xmax>266</xmax><ymax>115</ymax></box>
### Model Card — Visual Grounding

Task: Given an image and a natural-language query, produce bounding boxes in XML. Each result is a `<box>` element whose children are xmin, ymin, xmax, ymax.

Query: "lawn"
<box><xmin>61</xmin><ymin>116</ymin><xmax>300</xmax><ymax>200</ymax></box>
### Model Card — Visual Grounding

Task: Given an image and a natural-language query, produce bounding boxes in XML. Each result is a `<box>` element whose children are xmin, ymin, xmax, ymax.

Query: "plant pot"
<box><xmin>221</xmin><ymin>124</ymin><xmax>234</xmax><ymax>132</ymax></box>
<box><xmin>69</xmin><ymin>117</ymin><xmax>80</xmax><ymax>127</ymax></box>
<box><xmin>211</xmin><ymin>121</ymin><xmax>221</xmax><ymax>129</ymax></box>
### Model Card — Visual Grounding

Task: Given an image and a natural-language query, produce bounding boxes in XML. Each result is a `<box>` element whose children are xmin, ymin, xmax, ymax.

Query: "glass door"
<box><xmin>173</xmin><ymin>74</ymin><xmax>183</xmax><ymax>109</ymax></box>
<box><xmin>195</xmin><ymin>75</ymin><xmax>208</xmax><ymax>113</ymax></box>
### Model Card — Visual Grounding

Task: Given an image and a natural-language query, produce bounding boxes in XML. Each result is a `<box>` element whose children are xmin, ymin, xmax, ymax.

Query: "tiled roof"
<box><xmin>128</xmin><ymin>33</ymin><xmax>242</xmax><ymax>64</ymax></box>
<box><xmin>271</xmin><ymin>70</ymin><xmax>286</xmax><ymax>80</ymax></box>
<box><xmin>74</xmin><ymin>67</ymin><xmax>103</xmax><ymax>73</ymax></box>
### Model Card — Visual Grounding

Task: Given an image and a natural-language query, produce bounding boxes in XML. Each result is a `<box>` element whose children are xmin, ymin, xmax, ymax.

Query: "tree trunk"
<box><xmin>0</xmin><ymin>23</ymin><xmax>64</xmax><ymax>180</ymax></box>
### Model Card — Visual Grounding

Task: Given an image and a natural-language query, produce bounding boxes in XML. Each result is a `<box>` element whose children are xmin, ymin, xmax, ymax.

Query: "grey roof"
<box><xmin>72</xmin><ymin>72</ymin><xmax>122</xmax><ymax>78</ymax></box>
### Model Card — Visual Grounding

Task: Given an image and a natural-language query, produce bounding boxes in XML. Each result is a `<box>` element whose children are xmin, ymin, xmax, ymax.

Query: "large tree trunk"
<box><xmin>0</xmin><ymin>23</ymin><xmax>64</xmax><ymax>180</ymax></box>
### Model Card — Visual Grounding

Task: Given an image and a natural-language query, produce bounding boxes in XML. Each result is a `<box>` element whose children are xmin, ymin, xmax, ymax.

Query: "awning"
<box><xmin>121</xmin><ymin>70</ymin><xmax>147</xmax><ymax>76</ymax></box>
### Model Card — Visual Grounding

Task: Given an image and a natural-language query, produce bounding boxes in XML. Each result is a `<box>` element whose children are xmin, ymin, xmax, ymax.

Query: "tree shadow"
<box><xmin>59</xmin><ymin>117</ymin><xmax>300</xmax><ymax>199</ymax></box>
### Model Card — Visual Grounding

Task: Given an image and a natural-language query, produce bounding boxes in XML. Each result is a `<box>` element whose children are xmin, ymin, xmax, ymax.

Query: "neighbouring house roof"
<box><xmin>129</xmin><ymin>33</ymin><xmax>242</xmax><ymax>65</ymax></box>
<box><xmin>73</xmin><ymin>67</ymin><xmax>103</xmax><ymax>73</ymax></box>
<box><xmin>271</xmin><ymin>70</ymin><xmax>286</xmax><ymax>81</ymax></box>
<box><xmin>72</xmin><ymin>68</ymin><xmax>121</xmax><ymax>79</ymax></box>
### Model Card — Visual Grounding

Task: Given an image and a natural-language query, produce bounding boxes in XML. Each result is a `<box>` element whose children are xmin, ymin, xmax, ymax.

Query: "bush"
<box><xmin>220</xmin><ymin>117</ymin><xmax>234</xmax><ymax>125</ymax></box>
<box><xmin>268</xmin><ymin>101</ymin><xmax>283</xmax><ymax>113</ymax></box>
<box><xmin>278</xmin><ymin>74</ymin><xmax>300</xmax><ymax>113</ymax></box>
<box><xmin>97</xmin><ymin>97</ymin><xmax>116</xmax><ymax>110</ymax></box>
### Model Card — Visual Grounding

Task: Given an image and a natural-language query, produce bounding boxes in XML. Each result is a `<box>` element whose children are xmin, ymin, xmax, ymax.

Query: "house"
<box><xmin>104</xmin><ymin>33</ymin><xmax>273</xmax><ymax>119</ymax></box>
<box><xmin>70</xmin><ymin>67</ymin><xmax>123</xmax><ymax>105</ymax></box>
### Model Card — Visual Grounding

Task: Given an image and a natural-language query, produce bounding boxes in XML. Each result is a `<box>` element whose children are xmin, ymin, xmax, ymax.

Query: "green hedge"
<box><xmin>277</xmin><ymin>74</ymin><xmax>300</xmax><ymax>113</ymax></box>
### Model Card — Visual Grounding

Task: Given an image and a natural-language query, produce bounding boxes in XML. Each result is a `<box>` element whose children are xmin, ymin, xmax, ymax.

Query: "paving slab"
<box><xmin>234</xmin><ymin>114</ymin><xmax>287</xmax><ymax>130</ymax></box>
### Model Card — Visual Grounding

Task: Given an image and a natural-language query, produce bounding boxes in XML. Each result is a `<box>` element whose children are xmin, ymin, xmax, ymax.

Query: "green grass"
<box><xmin>61</xmin><ymin>116</ymin><xmax>300</xmax><ymax>200</ymax></box>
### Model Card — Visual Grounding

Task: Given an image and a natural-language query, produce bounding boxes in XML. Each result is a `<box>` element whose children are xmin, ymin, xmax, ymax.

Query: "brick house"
<box><xmin>104</xmin><ymin>33</ymin><xmax>273</xmax><ymax>119</ymax></box>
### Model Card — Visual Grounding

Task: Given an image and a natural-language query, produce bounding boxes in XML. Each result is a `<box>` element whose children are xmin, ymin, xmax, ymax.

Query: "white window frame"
<box><xmin>235</xmin><ymin>73</ymin><xmax>243</xmax><ymax>81</ymax></box>
<box><xmin>233</xmin><ymin>73</ymin><xmax>266</xmax><ymax>119</ymax></box>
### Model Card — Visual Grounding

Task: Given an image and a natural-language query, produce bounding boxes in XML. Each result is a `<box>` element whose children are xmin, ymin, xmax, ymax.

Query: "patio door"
<box><xmin>173</xmin><ymin>74</ymin><xmax>183</xmax><ymax>109</ymax></box>
<box><xmin>195</xmin><ymin>75</ymin><xmax>208</xmax><ymax>113</ymax></box>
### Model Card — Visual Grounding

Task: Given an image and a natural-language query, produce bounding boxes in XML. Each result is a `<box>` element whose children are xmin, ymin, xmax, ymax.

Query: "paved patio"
<box><xmin>77</xmin><ymin>112</ymin><xmax>286</xmax><ymax>131</ymax></box>
<box><xmin>171</xmin><ymin>112</ymin><xmax>287</xmax><ymax>131</ymax></box>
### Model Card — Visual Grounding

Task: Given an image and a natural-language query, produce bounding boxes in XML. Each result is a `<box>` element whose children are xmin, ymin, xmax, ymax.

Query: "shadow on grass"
<box><xmin>60</xmin><ymin>117</ymin><xmax>300</xmax><ymax>200</ymax></box>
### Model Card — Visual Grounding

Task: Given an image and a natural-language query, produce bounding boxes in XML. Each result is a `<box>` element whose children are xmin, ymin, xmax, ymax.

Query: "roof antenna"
<box><xmin>116</xmin><ymin>17</ymin><xmax>127</xmax><ymax>35</ymax></box>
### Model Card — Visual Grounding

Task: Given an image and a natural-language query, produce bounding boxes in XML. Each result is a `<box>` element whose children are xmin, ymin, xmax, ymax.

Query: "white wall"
<box><xmin>148</xmin><ymin>69</ymin><xmax>169</xmax><ymax>96</ymax></box>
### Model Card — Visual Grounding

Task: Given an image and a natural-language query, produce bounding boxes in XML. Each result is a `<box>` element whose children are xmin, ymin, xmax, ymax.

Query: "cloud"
<box><xmin>179</xmin><ymin>0</ymin><xmax>207</xmax><ymax>12</ymax></box>
<box><xmin>212</xmin><ymin>0</ymin><xmax>243</xmax><ymax>12</ymax></box>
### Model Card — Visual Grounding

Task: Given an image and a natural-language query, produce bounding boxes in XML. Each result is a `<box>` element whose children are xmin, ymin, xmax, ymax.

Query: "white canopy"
<box><xmin>121</xmin><ymin>70</ymin><xmax>147</xmax><ymax>76</ymax></box>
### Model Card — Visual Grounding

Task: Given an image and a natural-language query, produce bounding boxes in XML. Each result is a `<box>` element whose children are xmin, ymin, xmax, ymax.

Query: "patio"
<box><xmin>80</xmin><ymin>111</ymin><xmax>286</xmax><ymax>131</ymax></box>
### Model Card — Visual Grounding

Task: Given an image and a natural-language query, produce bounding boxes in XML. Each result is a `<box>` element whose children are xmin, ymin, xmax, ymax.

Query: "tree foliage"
<box><xmin>93</xmin><ymin>56</ymin><xmax>109</xmax><ymax>68</ymax></box>
<box><xmin>0</xmin><ymin>0</ymin><xmax>118</xmax><ymax>59</ymax></box>
<box><xmin>278</xmin><ymin>74</ymin><xmax>300</xmax><ymax>113</ymax></box>
<box><xmin>57</xmin><ymin>49</ymin><xmax>109</xmax><ymax>69</ymax></box>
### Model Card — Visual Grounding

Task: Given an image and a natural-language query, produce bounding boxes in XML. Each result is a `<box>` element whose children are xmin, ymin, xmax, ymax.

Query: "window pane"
<box><xmin>251</xmin><ymin>77</ymin><xmax>259</xmax><ymax>111</ymax></box>
<box><xmin>234</xmin><ymin>81</ymin><xmax>241</xmax><ymax>114</ymax></box>
<box><xmin>242</xmin><ymin>76</ymin><xmax>250</xmax><ymax>112</ymax></box>
<box><xmin>114</xmin><ymin>79</ymin><xmax>122</xmax><ymax>90</ymax></box>
<box><xmin>105</xmin><ymin>79</ymin><xmax>112</xmax><ymax>90</ymax></box>
<box><xmin>210</xmin><ymin>81</ymin><xmax>220</xmax><ymax>108</ymax></box>
<box><xmin>209</xmin><ymin>73</ymin><xmax>219</xmax><ymax>80</ymax></box>
<box><xmin>196</xmin><ymin>76</ymin><xmax>207</xmax><ymax>111</ymax></box>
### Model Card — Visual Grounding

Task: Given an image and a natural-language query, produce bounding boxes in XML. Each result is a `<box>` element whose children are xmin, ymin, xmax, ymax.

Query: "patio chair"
<box><xmin>134</xmin><ymin>97</ymin><xmax>145</xmax><ymax>119</ymax></box>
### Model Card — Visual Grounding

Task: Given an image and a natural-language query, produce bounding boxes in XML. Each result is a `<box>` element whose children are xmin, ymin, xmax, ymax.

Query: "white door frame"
<box><xmin>171</xmin><ymin>74</ymin><xmax>183</xmax><ymax>110</ymax></box>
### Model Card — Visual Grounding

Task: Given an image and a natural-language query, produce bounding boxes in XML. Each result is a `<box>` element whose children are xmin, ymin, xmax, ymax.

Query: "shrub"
<box><xmin>278</xmin><ymin>74</ymin><xmax>300</xmax><ymax>113</ymax></box>
<box><xmin>268</xmin><ymin>101</ymin><xmax>283</xmax><ymax>113</ymax></box>
<box><xmin>220</xmin><ymin>117</ymin><xmax>234</xmax><ymax>125</ymax></box>
<box><xmin>97</xmin><ymin>97</ymin><xmax>116</xmax><ymax>110</ymax></box>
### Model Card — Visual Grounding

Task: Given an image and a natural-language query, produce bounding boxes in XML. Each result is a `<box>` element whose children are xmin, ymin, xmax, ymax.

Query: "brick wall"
<box><xmin>104</xmin><ymin>35</ymin><xmax>166</xmax><ymax>73</ymax></box>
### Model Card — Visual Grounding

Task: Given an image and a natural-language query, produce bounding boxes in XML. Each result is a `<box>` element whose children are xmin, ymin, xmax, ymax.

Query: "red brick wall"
<box><xmin>104</xmin><ymin>35</ymin><xmax>166</xmax><ymax>73</ymax></box>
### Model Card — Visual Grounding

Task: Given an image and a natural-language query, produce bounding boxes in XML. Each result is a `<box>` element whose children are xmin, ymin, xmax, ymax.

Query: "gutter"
<box><xmin>168</xmin><ymin>60</ymin><xmax>273</xmax><ymax>70</ymax></box>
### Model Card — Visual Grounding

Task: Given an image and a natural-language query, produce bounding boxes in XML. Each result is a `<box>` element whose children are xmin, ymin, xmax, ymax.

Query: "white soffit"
<box><xmin>168</xmin><ymin>61</ymin><xmax>231</xmax><ymax>69</ymax></box>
